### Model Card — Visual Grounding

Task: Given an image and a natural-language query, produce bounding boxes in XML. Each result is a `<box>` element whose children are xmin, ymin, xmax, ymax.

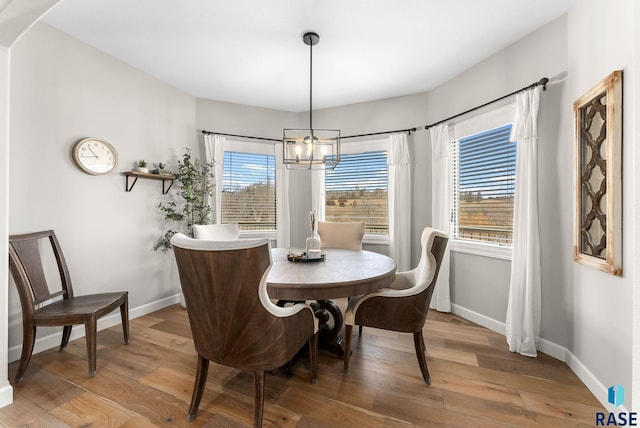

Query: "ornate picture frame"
<box><xmin>573</xmin><ymin>70</ymin><xmax>622</xmax><ymax>276</ymax></box>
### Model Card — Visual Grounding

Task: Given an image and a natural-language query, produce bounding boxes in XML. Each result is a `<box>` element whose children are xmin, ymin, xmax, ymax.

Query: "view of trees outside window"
<box><xmin>453</xmin><ymin>124</ymin><xmax>515</xmax><ymax>246</ymax></box>
<box><xmin>221</xmin><ymin>151</ymin><xmax>276</xmax><ymax>231</ymax></box>
<box><xmin>325</xmin><ymin>151</ymin><xmax>388</xmax><ymax>234</ymax></box>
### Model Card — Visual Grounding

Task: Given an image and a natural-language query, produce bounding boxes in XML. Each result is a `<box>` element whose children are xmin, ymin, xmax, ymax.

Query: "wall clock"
<box><xmin>71</xmin><ymin>137</ymin><xmax>119</xmax><ymax>175</ymax></box>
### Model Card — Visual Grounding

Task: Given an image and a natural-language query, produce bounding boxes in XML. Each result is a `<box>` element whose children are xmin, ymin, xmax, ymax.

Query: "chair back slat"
<box><xmin>10</xmin><ymin>238</ymin><xmax>55</xmax><ymax>303</ymax></box>
<box><xmin>9</xmin><ymin>230</ymin><xmax>71</xmax><ymax>307</ymax></box>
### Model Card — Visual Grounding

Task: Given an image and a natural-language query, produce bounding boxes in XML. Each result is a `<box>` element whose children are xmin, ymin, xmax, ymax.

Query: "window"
<box><xmin>451</xmin><ymin>123</ymin><xmax>515</xmax><ymax>248</ymax></box>
<box><xmin>221</xmin><ymin>151</ymin><xmax>276</xmax><ymax>231</ymax></box>
<box><xmin>325</xmin><ymin>149</ymin><xmax>388</xmax><ymax>235</ymax></box>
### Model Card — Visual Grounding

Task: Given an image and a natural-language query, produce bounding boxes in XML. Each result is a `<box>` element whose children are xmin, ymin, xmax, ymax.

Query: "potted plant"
<box><xmin>153</xmin><ymin>148</ymin><xmax>214</xmax><ymax>252</ymax></box>
<box><xmin>151</xmin><ymin>162</ymin><xmax>168</xmax><ymax>175</ymax></box>
<box><xmin>135</xmin><ymin>160</ymin><xmax>149</xmax><ymax>173</ymax></box>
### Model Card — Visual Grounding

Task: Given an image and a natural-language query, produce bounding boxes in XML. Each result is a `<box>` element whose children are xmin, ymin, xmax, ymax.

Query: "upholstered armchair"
<box><xmin>170</xmin><ymin>233</ymin><xmax>318</xmax><ymax>426</ymax></box>
<box><xmin>343</xmin><ymin>227</ymin><xmax>448</xmax><ymax>384</ymax></box>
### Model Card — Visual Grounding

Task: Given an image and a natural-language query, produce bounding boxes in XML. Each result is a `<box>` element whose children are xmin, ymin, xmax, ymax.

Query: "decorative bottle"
<box><xmin>305</xmin><ymin>210</ymin><xmax>322</xmax><ymax>259</ymax></box>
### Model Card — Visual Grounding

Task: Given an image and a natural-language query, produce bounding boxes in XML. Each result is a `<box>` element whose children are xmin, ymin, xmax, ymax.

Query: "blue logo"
<box><xmin>596</xmin><ymin>384</ymin><xmax>637</xmax><ymax>426</ymax></box>
<box><xmin>609</xmin><ymin>384</ymin><xmax>625</xmax><ymax>407</ymax></box>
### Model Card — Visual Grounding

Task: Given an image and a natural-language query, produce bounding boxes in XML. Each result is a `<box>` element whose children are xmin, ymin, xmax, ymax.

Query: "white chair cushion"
<box><xmin>193</xmin><ymin>223</ymin><xmax>239</xmax><ymax>241</ymax></box>
<box><xmin>317</xmin><ymin>221</ymin><xmax>364</xmax><ymax>250</ymax></box>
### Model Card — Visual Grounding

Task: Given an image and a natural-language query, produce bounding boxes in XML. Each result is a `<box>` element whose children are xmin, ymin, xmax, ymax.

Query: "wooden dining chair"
<box><xmin>170</xmin><ymin>233</ymin><xmax>319</xmax><ymax>426</ymax></box>
<box><xmin>192</xmin><ymin>223</ymin><xmax>239</xmax><ymax>240</ymax></box>
<box><xmin>8</xmin><ymin>230</ymin><xmax>129</xmax><ymax>383</ymax></box>
<box><xmin>343</xmin><ymin>227</ymin><xmax>448</xmax><ymax>384</ymax></box>
<box><xmin>317</xmin><ymin>221</ymin><xmax>365</xmax><ymax>250</ymax></box>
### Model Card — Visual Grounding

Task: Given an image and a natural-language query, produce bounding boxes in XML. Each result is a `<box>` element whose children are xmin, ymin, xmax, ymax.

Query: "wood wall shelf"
<box><xmin>123</xmin><ymin>171</ymin><xmax>174</xmax><ymax>194</ymax></box>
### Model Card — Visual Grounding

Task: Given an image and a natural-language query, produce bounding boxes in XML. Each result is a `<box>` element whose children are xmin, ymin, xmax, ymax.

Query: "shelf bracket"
<box><xmin>123</xmin><ymin>171</ymin><xmax>175</xmax><ymax>194</ymax></box>
<box><xmin>125</xmin><ymin>175</ymin><xmax>139</xmax><ymax>192</ymax></box>
<box><xmin>161</xmin><ymin>178</ymin><xmax>174</xmax><ymax>194</ymax></box>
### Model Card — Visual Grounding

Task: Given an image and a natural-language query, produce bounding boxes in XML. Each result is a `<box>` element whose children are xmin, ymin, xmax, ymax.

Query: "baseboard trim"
<box><xmin>535</xmin><ymin>336</ymin><xmax>567</xmax><ymax>362</ymax></box>
<box><xmin>450</xmin><ymin>303</ymin><xmax>611</xmax><ymax>409</ymax></box>
<box><xmin>565</xmin><ymin>349</ymin><xmax>619</xmax><ymax>411</ymax></box>
<box><xmin>8</xmin><ymin>293</ymin><xmax>180</xmax><ymax>363</ymax></box>
<box><xmin>0</xmin><ymin>381</ymin><xmax>12</xmax><ymax>407</ymax></box>
<box><xmin>451</xmin><ymin>303</ymin><xmax>506</xmax><ymax>335</ymax></box>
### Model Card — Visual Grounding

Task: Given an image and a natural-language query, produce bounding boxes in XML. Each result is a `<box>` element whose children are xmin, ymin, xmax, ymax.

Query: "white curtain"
<box><xmin>311</xmin><ymin>169</ymin><xmax>325</xmax><ymax>221</ymax></box>
<box><xmin>203</xmin><ymin>134</ymin><xmax>225</xmax><ymax>224</ymax></box>
<box><xmin>506</xmin><ymin>86</ymin><xmax>542</xmax><ymax>357</ymax></box>
<box><xmin>388</xmin><ymin>133</ymin><xmax>411</xmax><ymax>272</ymax></box>
<box><xmin>429</xmin><ymin>124</ymin><xmax>451</xmax><ymax>312</ymax></box>
<box><xmin>275</xmin><ymin>142</ymin><xmax>291</xmax><ymax>248</ymax></box>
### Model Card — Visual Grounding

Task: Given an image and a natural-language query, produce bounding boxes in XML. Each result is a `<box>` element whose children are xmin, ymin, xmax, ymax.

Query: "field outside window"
<box><xmin>325</xmin><ymin>150</ymin><xmax>389</xmax><ymax>236</ymax></box>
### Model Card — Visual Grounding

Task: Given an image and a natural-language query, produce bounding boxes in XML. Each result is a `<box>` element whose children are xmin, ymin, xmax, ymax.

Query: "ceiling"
<box><xmin>42</xmin><ymin>0</ymin><xmax>571</xmax><ymax>112</ymax></box>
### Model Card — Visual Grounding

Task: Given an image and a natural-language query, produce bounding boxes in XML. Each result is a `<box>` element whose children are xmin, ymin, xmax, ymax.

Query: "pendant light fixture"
<box><xmin>283</xmin><ymin>32</ymin><xmax>340</xmax><ymax>169</ymax></box>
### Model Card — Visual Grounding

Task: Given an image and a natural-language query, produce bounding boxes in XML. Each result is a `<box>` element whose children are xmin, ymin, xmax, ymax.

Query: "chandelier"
<box><xmin>283</xmin><ymin>32</ymin><xmax>340</xmax><ymax>169</ymax></box>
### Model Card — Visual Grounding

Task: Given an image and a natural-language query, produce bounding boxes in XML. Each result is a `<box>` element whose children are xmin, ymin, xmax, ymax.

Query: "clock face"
<box><xmin>72</xmin><ymin>138</ymin><xmax>119</xmax><ymax>175</ymax></box>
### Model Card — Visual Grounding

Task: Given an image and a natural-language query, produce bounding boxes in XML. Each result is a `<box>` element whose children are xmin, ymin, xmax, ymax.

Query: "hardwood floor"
<box><xmin>1</xmin><ymin>303</ymin><xmax>603</xmax><ymax>427</ymax></box>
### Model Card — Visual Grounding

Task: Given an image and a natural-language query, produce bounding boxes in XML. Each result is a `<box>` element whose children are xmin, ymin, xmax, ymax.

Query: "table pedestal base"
<box><xmin>311</xmin><ymin>299</ymin><xmax>345</xmax><ymax>358</ymax></box>
<box><xmin>277</xmin><ymin>299</ymin><xmax>346</xmax><ymax>358</ymax></box>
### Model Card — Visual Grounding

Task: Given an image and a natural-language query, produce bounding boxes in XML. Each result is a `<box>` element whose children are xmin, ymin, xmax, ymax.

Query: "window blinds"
<box><xmin>452</xmin><ymin>124</ymin><xmax>515</xmax><ymax>246</ymax></box>
<box><xmin>221</xmin><ymin>151</ymin><xmax>276</xmax><ymax>231</ymax></box>
<box><xmin>325</xmin><ymin>151</ymin><xmax>388</xmax><ymax>234</ymax></box>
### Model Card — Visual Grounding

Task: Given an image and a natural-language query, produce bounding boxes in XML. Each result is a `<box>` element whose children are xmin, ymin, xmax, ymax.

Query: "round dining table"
<box><xmin>267</xmin><ymin>248</ymin><xmax>396</xmax><ymax>356</ymax></box>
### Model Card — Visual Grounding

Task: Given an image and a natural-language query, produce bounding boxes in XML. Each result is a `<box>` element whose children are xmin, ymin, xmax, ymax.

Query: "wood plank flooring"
<box><xmin>1</xmin><ymin>303</ymin><xmax>603</xmax><ymax>427</ymax></box>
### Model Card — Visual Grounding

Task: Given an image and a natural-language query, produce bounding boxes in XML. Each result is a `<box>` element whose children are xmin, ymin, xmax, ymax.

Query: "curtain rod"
<box><xmin>200</xmin><ymin>130</ymin><xmax>281</xmax><ymax>142</ymax></box>
<box><xmin>424</xmin><ymin>77</ymin><xmax>549</xmax><ymax>130</ymax></box>
<box><xmin>201</xmin><ymin>127</ymin><xmax>417</xmax><ymax>142</ymax></box>
<box><xmin>342</xmin><ymin>127</ymin><xmax>417</xmax><ymax>139</ymax></box>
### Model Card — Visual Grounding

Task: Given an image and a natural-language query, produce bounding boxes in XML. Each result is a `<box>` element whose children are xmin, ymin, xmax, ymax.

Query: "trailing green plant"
<box><xmin>153</xmin><ymin>148</ymin><xmax>214</xmax><ymax>251</ymax></box>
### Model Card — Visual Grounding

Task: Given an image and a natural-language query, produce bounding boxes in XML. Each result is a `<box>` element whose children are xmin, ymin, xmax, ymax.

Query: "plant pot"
<box><xmin>136</xmin><ymin>166</ymin><xmax>149</xmax><ymax>173</ymax></box>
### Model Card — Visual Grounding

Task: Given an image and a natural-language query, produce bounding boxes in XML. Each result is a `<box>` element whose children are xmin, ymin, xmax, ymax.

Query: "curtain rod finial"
<box><xmin>538</xmin><ymin>77</ymin><xmax>549</xmax><ymax>91</ymax></box>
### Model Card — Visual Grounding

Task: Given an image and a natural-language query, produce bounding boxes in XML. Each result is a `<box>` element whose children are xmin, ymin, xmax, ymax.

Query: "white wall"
<box><xmin>0</xmin><ymin>44</ymin><xmax>13</xmax><ymax>408</ymax></box>
<box><xmin>8</xmin><ymin>22</ymin><xmax>197</xmax><ymax>356</ymax></box>
<box><xmin>633</xmin><ymin>1</ymin><xmax>640</xmax><ymax>412</ymax></box>
<box><xmin>565</xmin><ymin>0</ymin><xmax>636</xmax><ymax>410</ymax></box>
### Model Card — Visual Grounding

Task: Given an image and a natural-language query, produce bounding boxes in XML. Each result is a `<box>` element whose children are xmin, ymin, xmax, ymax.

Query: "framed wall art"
<box><xmin>573</xmin><ymin>70</ymin><xmax>622</xmax><ymax>276</ymax></box>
